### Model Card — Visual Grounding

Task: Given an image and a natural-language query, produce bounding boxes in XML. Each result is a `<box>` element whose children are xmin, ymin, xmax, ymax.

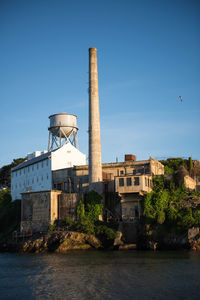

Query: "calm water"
<box><xmin>0</xmin><ymin>251</ymin><xmax>200</xmax><ymax>300</ymax></box>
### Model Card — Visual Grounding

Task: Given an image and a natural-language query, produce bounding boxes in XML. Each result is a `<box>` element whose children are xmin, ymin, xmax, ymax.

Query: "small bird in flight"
<box><xmin>178</xmin><ymin>96</ymin><xmax>183</xmax><ymax>102</ymax></box>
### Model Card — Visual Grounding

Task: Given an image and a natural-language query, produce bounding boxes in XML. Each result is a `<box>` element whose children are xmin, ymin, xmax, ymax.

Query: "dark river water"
<box><xmin>0</xmin><ymin>250</ymin><xmax>200</xmax><ymax>300</ymax></box>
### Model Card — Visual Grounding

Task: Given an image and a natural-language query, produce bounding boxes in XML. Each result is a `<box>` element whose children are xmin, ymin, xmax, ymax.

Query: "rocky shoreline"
<box><xmin>1</xmin><ymin>226</ymin><xmax>200</xmax><ymax>253</ymax></box>
<box><xmin>0</xmin><ymin>231</ymin><xmax>102</xmax><ymax>253</ymax></box>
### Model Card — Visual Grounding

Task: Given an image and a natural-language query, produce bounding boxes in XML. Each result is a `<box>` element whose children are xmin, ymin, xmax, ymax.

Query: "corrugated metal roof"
<box><xmin>11</xmin><ymin>151</ymin><xmax>51</xmax><ymax>172</ymax></box>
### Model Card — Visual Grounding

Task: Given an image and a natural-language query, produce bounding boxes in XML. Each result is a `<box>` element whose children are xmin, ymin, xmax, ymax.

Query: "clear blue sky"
<box><xmin>0</xmin><ymin>0</ymin><xmax>200</xmax><ymax>167</ymax></box>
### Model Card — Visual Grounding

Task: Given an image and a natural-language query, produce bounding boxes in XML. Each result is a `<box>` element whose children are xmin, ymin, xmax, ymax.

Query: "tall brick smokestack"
<box><xmin>88</xmin><ymin>47</ymin><xmax>102</xmax><ymax>192</ymax></box>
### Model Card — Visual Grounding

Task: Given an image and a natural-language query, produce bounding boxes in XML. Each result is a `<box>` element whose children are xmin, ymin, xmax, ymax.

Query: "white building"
<box><xmin>11</xmin><ymin>143</ymin><xmax>86</xmax><ymax>200</ymax></box>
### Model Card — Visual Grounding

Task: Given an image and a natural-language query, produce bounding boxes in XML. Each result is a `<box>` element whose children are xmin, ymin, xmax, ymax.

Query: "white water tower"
<box><xmin>48</xmin><ymin>113</ymin><xmax>78</xmax><ymax>151</ymax></box>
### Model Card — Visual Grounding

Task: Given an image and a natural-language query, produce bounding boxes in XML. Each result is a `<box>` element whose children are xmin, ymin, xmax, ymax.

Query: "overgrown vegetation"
<box><xmin>0</xmin><ymin>190</ymin><xmax>21</xmax><ymax>241</ymax></box>
<box><xmin>160</xmin><ymin>157</ymin><xmax>200</xmax><ymax>178</ymax></box>
<box><xmin>0</xmin><ymin>158</ymin><xmax>25</xmax><ymax>187</ymax></box>
<box><xmin>143</xmin><ymin>176</ymin><xmax>200</xmax><ymax>232</ymax></box>
<box><xmin>49</xmin><ymin>190</ymin><xmax>117</xmax><ymax>246</ymax></box>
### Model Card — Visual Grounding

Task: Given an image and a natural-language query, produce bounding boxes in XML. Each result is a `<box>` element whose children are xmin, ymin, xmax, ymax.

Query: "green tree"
<box><xmin>77</xmin><ymin>199</ymin><xmax>85</xmax><ymax>221</ymax></box>
<box><xmin>85</xmin><ymin>190</ymin><xmax>103</xmax><ymax>222</ymax></box>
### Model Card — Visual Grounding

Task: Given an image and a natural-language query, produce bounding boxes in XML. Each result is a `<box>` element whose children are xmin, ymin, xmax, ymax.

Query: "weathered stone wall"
<box><xmin>150</xmin><ymin>158</ymin><xmax>165</xmax><ymax>175</ymax></box>
<box><xmin>57</xmin><ymin>193</ymin><xmax>82</xmax><ymax>221</ymax></box>
<box><xmin>21</xmin><ymin>190</ymin><xmax>62</xmax><ymax>232</ymax></box>
<box><xmin>115</xmin><ymin>175</ymin><xmax>152</xmax><ymax>194</ymax></box>
<box><xmin>52</xmin><ymin>159</ymin><xmax>163</xmax><ymax>194</ymax></box>
<box><xmin>120</xmin><ymin>194</ymin><xmax>142</xmax><ymax>222</ymax></box>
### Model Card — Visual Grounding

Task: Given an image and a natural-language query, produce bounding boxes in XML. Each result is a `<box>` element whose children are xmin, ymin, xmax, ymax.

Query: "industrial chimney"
<box><xmin>88</xmin><ymin>47</ymin><xmax>102</xmax><ymax>193</ymax></box>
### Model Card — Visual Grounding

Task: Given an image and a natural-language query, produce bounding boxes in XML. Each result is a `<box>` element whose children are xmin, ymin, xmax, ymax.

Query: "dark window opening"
<box><xmin>144</xmin><ymin>167</ymin><xmax>150</xmax><ymax>174</ymax></box>
<box><xmin>135</xmin><ymin>208</ymin><xmax>139</xmax><ymax>217</ymax></box>
<box><xmin>119</xmin><ymin>178</ymin><xmax>124</xmax><ymax>186</ymax></box>
<box><xmin>134</xmin><ymin>177</ymin><xmax>140</xmax><ymax>185</ymax></box>
<box><xmin>126</xmin><ymin>177</ymin><xmax>132</xmax><ymax>186</ymax></box>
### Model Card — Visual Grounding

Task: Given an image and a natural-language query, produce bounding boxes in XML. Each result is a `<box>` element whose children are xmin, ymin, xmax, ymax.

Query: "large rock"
<box><xmin>21</xmin><ymin>231</ymin><xmax>102</xmax><ymax>253</ymax></box>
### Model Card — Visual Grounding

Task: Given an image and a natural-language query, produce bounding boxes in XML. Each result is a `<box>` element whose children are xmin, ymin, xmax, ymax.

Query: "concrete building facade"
<box><xmin>11</xmin><ymin>143</ymin><xmax>86</xmax><ymax>200</ymax></box>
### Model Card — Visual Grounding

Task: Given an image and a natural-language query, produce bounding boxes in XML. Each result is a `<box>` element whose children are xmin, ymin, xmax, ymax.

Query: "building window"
<box><xmin>47</xmin><ymin>174</ymin><xmax>49</xmax><ymax>180</ymax></box>
<box><xmin>57</xmin><ymin>183</ymin><xmax>61</xmax><ymax>190</ymax></box>
<box><xmin>41</xmin><ymin>175</ymin><xmax>43</xmax><ymax>181</ymax></box>
<box><xmin>37</xmin><ymin>177</ymin><xmax>38</xmax><ymax>182</ymax></box>
<box><xmin>32</xmin><ymin>178</ymin><xmax>34</xmax><ymax>184</ymax></box>
<box><xmin>138</xmin><ymin>168</ymin><xmax>144</xmax><ymax>174</ymax></box>
<box><xmin>119</xmin><ymin>178</ymin><xmax>124</xmax><ymax>186</ymax></box>
<box><xmin>134</xmin><ymin>177</ymin><xmax>140</xmax><ymax>185</ymax></box>
<box><xmin>37</xmin><ymin>164</ymin><xmax>39</xmax><ymax>169</ymax></box>
<box><xmin>19</xmin><ymin>170</ymin><xmax>21</xmax><ymax>175</ymax></box>
<box><xmin>41</xmin><ymin>162</ymin><xmax>43</xmax><ymax>168</ymax></box>
<box><xmin>46</xmin><ymin>160</ymin><xmax>48</xmax><ymax>166</ymax></box>
<box><xmin>126</xmin><ymin>177</ymin><xmax>132</xmax><ymax>186</ymax></box>
<box><xmin>120</xmin><ymin>170</ymin><xmax>124</xmax><ymax>175</ymax></box>
<box><xmin>24</xmin><ymin>169</ymin><xmax>25</xmax><ymax>174</ymax></box>
<box><xmin>32</xmin><ymin>165</ymin><xmax>34</xmax><ymax>171</ymax></box>
<box><xmin>28</xmin><ymin>166</ymin><xmax>30</xmax><ymax>172</ymax></box>
<box><xmin>133</xmin><ymin>169</ymin><xmax>136</xmax><ymax>175</ymax></box>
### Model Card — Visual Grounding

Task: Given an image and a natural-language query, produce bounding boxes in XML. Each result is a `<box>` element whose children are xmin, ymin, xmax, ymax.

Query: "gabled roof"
<box><xmin>11</xmin><ymin>151</ymin><xmax>51</xmax><ymax>172</ymax></box>
<box><xmin>11</xmin><ymin>142</ymin><xmax>86</xmax><ymax>172</ymax></box>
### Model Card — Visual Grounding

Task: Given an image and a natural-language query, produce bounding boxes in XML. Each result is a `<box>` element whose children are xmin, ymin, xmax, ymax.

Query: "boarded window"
<box><xmin>126</xmin><ymin>177</ymin><xmax>132</xmax><ymax>186</ymax></box>
<box><xmin>119</xmin><ymin>178</ymin><xmax>124</xmax><ymax>186</ymax></box>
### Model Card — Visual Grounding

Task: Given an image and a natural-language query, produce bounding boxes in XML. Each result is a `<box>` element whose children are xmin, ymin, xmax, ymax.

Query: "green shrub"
<box><xmin>95</xmin><ymin>224</ymin><xmax>117</xmax><ymax>240</ymax></box>
<box><xmin>76</xmin><ymin>217</ymin><xmax>95</xmax><ymax>234</ymax></box>
<box><xmin>48</xmin><ymin>223</ymin><xmax>56</xmax><ymax>232</ymax></box>
<box><xmin>177</xmin><ymin>209</ymin><xmax>195</xmax><ymax>229</ymax></box>
<box><xmin>157</xmin><ymin>210</ymin><xmax>166</xmax><ymax>224</ymax></box>
<box><xmin>85</xmin><ymin>190</ymin><xmax>103</xmax><ymax>222</ymax></box>
<box><xmin>167</xmin><ymin>204</ymin><xmax>178</xmax><ymax>223</ymax></box>
<box><xmin>77</xmin><ymin>199</ymin><xmax>85</xmax><ymax>220</ymax></box>
<box><xmin>0</xmin><ymin>190</ymin><xmax>21</xmax><ymax>241</ymax></box>
<box><xmin>193</xmin><ymin>210</ymin><xmax>200</xmax><ymax>225</ymax></box>
<box><xmin>65</xmin><ymin>217</ymin><xmax>74</xmax><ymax>226</ymax></box>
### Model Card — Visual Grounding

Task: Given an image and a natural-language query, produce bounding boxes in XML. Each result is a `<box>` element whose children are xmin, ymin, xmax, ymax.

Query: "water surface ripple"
<box><xmin>0</xmin><ymin>251</ymin><xmax>200</xmax><ymax>300</ymax></box>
